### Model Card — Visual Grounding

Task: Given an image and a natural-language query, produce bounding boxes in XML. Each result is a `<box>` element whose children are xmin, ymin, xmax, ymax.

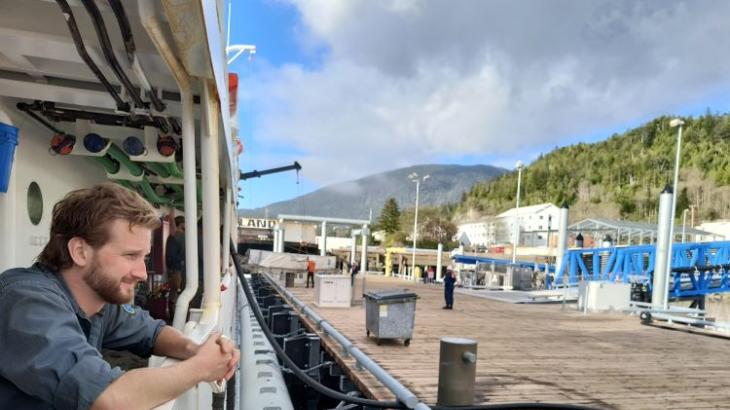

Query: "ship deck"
<box><xmin>285</xmin><ymin>275</ymin><xmax>730</xmax><ymax>409</ymax></box>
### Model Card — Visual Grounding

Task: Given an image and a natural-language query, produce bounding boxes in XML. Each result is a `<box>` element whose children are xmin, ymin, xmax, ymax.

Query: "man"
<box><xmin>443</xmin><ymin>267</ymin><xmax>456</xmax><ymax>310</ymax></box>
<box><xmin>350</xmin><ymin>261</ymin><xmax>360</xmax><ymax>287</ymax></box>
<box><xmin>306</xmin><ymin>257</ymin><xmax>316</xmax><ymax>288</ymax></box>
<box><xmin>0</xmin><ymin>183</ymin><xmax>239</xmax><ymax>409</ymax></box>
<box><xmin>165</xmin><ymin>215</ymin><xmax>185</xmax><ymax>321</ymax></box>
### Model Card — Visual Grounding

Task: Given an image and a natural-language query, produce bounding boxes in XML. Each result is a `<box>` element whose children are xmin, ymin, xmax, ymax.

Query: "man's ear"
<box><xmin>67</xmin><ymin>237</ymin><xmax>92</xmax><ymax>267</ymax></box>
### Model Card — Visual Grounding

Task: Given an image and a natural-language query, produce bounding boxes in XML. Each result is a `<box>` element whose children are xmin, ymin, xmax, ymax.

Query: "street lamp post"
<box><xmin>409</xmin><ymin>172</ymin><xmax>429</xmax><ymax>281</ymax></box>
<box><xmin>512</xmin><ymin>161</ymin><xmax>524</xmax><ymax>264</ymax></box>
<box><xmin>664</xmin><ymin>118</ymin><xmax>684</xmax><ymax>309</ymax></box>
<box><xmin>681</xmin><ymin>208</ymin><xmax>689</xmax><ymax>243</ymax></box>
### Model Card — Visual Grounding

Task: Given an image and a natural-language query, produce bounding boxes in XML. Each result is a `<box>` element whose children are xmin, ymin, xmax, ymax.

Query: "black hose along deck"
<box><xmin>247</xmin><ymin>273</ymin><xmax>370</xmax><ymax>409</ymax></box>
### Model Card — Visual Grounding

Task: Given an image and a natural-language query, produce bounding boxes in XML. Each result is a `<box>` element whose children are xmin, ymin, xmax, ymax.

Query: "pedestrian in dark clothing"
<box><xmin>350</xmin><ymin>261</ymin><xmax>360</xmax><ymax>287</ymax></box>
<box><xmin>165</xmin><ymin>216</ymin><xmax>185</xmax><ymax>321</ymax></box>
<box><xmin>443</xmin><ymin>268</ymin><xmax>456</xmax><ymax>309</ymax></box>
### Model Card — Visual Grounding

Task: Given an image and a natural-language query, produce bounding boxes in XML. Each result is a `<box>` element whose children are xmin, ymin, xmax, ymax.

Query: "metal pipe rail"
<box><xmin>262</xmin><ymin>272</ymin><xmax>430</xmax><ymax>410</ymax></box>
<box><xmin>640</xmin><ymin>310</ymin><xmax>730</xmax><ymax>335</ymax></box>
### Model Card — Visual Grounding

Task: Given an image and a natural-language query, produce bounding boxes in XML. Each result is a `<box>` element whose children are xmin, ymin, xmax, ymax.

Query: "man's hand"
<box><xmin>190</xmin><ymin>332</ymin><xmax>239</xmax><ymax>382</ymax></box>
<box><xmin>216</xmin><ymin>335</ymin><xmax>240</xmax><ymax>381</ymax></box>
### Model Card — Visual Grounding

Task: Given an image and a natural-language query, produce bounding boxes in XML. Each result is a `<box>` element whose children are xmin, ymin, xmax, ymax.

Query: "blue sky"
<box><xmin>228</xmin><ymin>0</ymin><xmax>730</xmax><ymax>211</ymax></box>
<box><xmin>229</xmin><ymin>0</ymin><xmax>319</xmax><ymax>210</ymax></box>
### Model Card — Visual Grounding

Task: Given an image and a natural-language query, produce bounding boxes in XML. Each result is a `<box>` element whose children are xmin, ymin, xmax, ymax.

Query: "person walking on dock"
<box><xmin>350</xmin><ymin>261</ymin><xmax>360</xmax><ymax>287</ymax></box>
<box><xmin>443</xmin><ymin>267</ymin><xmax>456</xmax><ymax>309</ymax></box>
<box><xmin>306</xmin><ymin>257</ymin><xmax>316</xmax><ymax>288</ymax></box>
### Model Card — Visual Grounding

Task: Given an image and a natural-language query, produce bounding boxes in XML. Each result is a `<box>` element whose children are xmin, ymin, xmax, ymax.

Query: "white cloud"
<box><xmin>244</xmin><ymin>0</ymin><xmax>730</xmax><ymax>185</ymax></box>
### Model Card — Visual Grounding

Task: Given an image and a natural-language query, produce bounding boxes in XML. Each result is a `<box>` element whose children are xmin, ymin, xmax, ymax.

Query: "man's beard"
<box><xmin>83</xmin><ymin>259</ymin><xmax>136</xmax><ymax>305</ymax></box>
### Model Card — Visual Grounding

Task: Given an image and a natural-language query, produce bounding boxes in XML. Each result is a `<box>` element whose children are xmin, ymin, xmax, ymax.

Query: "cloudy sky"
<box><xmin>230</xmin><ymin>0</ymin><xmax>730</xmax><ymax>209</ymax></box>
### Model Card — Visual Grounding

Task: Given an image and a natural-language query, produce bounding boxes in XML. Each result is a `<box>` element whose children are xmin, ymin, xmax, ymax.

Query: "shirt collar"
<box><xmin>35</xmin><ymin>262</ymin><xmax>95</xmax><ymax>320</ymax></box>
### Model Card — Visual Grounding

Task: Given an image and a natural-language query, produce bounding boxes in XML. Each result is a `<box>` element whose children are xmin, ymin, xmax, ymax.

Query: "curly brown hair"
<box><xmin>37</xmin><ymin>182</ymin><xmax>160</xmax><ymax>271</ymax></box>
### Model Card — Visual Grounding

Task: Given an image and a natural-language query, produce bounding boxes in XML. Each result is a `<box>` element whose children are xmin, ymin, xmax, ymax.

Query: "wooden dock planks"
<box><xmin>283</xmin><ymin>275</ymin><xmax>730</xmax><ymax>409</ymax></box>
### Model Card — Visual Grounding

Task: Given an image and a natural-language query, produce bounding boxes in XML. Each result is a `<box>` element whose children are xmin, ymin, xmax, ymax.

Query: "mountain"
<box><xmin>457</xmin><ymin>112</ymin><xmax>730</xmax><ymax>223</ymax></box>
<box><xmin>241</xmin><ymin>164</ymin><xmax>506</xmax><ymax>220</ymax></box>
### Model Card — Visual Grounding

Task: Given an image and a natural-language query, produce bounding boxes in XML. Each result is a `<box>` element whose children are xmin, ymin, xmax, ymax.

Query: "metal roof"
<box><xmin>569</xmin><ymin>217</ymin><xmax>716</xmax><ymax>237</ymax></box>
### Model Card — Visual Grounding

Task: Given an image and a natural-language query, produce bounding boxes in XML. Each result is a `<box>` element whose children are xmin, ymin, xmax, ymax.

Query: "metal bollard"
<box><xmin>437</xmin><ymin>337</ymin><xmax>477</xmax><ymax>406</ymax></box>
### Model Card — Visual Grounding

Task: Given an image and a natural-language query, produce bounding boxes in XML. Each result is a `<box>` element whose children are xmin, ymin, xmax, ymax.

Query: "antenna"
<box><xmin>226</xmin><ymin>0</ymin><xmax>232</xmax><ymax>49</ymax></box>
<box><xmin>227</xmin><ymin>44</ymin><xmax>256</xmax><ymax>65</ymax></box>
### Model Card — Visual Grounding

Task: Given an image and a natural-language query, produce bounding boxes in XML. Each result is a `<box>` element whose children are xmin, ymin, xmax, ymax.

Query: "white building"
<box><xmin>497</xmin><ymin>203</ymin><xmax>560</xmax><ymax>246</ymax></box>
<box><xmin>455</xmin><ymin>217</ymin><xmax>499</xmax><ymax>248</ymax></box>
<box><xmin>457</xmin><ymin>203</ymin><xmax>561</xmax><ymax>248</ymax></box>
<box><xmin>237</xmin><ymin>217</ymin><xmax>317</xmax><ymax>243</ymax></box>
<box><xmin>694</xmin><ymin>220</ymin><xmax>730</xmax><ymax>242</ymax></box>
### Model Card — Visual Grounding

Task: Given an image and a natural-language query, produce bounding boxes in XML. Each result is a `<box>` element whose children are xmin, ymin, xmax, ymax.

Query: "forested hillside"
<box><xmin>457</xmin><ymin>112</ymin><xmax>730</xmax><ymax>223</ymax></box>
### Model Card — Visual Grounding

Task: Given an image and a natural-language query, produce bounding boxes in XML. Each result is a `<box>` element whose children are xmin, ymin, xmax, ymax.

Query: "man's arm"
<box><xmin>152</xmin><ymin>325</ymin><xmax>198</xmax><ymax>359</ymax></box>
<box><xmin>91</xmin><ymin>332</ymin><xmax>233</xmax><ymax>410</ymax></box>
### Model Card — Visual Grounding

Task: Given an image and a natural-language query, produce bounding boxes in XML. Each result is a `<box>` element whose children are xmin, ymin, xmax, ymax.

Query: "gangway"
<box><xmin>453</xmin><ymin>254</ymin><xmax>554</xmax><ymax>272</ymax></box>
<box><xmin>547</xmin><ymin>241</ymin><xmax>730</xmax><ymax>298</ymax></box>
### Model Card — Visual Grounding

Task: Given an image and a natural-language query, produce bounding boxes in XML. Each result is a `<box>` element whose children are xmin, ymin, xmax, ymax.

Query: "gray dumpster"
<box><xmin>363</xmin><ymin>289</ymin><xmax>418</xmax><ymax>346</ymax></box>
<box><xmin>285</xmin><ymin>272</ymin><xmax>295</xmax><ymax>287</ymax></box>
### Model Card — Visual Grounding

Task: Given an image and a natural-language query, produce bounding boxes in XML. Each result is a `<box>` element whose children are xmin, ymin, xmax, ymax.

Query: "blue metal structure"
<box><xmin>452</xmin><ymin>255</ymin><xmax>555</xmax><ymax>273</ymax></box>
<box><xmin>546</xmin><ymin>241</ymin><xmax>730</xmax><ymax>298</ymax></box>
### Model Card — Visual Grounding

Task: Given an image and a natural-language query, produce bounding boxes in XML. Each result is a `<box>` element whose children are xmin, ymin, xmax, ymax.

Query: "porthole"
<box><xmin>27</xmin><ymin>181</ymin><xmax>43</xmax><ymax>225</ymax></box>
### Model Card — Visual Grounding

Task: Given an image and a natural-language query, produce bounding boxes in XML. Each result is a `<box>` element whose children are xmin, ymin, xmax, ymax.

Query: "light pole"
<box><xmin>512</xmin><ymin>161</ymin><xmax>524</xmax><ymax>264</ymax></box>
<box><xmin>681</xmin><ymin>208</ymin><xmax>689</xmax><ymax>243</ymax></box>
<box><xmin>409</xmin><ymin>172</ymin><xmax>429</xmax><ymax>281</ymax></box>
<box><xmin>664</xmin><ymin>118</ymin><xmax>684</xmax><ymax>309</ymax></box>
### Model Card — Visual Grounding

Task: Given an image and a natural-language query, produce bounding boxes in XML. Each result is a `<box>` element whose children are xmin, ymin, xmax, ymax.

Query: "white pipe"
<box><xmin>361</xmin><ymin>224</ymin><xmax>369</xmax><ymax>272</ymax></box>
<box><xmin>556</xmin><ymin>205</ymin><xmax>569</xmax><ymax>280</ymax></box>
<box><xmin>222</xmin><ymin>187</ymin><xmax>232</xmax><ymax>275</ymax></box>
<box><xmin>412</xmin><ymin>179</ymin><xmax>420</xmax><ymax>281</ymax></box>
<box><xmin>277</xmin><ymin>214</ymin><xmax>369</xmax><ymax>225</ymax></box>
<box><xmin>138</xmin><ymin>1</ymin><xmax>198</xmax><ymax>330</ymax></box>
<box><xmin>436</xmin><ymin>243</ymin><xmax>443</xmax><ymax>282</ymax></box>
<box><xmin>279</xmin><ymin>227</ymin><xmax>286</xmax><ymax>253</ymax></box>
<box><xmin>320</xmin><ymin>220</ymin><xmax>327</xmax><ymax>256</ymax></box>
<box><xmin>273</xmin><ymin>225</ymin><xmax>280</xmax><ymax>252</ymax></box>
<box><xmin>653</xmin><ymin>188</ymin><xmax>673</xmax><ymax>309</ymax></box>
<box><xmin>350</xmin><ymin>232</ymin><xmax>357</xmax><ymax>266</ymax></box>
<box><xmin>200</xmin><ymin>80</ymin><xmax>221</xmax><ymax>325</ymax></box>
<box><xmin>512</xmin><ymin>165</ymin><xmax>523</xmax><ymax>264</ymax></box>
<box><xmin>664</xmin><ymin>123</ymin><xmax>683</xmax><ymax>310</ymax></box>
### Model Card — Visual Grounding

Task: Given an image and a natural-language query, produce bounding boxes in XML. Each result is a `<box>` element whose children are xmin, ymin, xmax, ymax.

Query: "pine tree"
<box><xmin>378</xmin><ymin>198</ymin><xmax>401</xmax><ymax>234</ymax></box>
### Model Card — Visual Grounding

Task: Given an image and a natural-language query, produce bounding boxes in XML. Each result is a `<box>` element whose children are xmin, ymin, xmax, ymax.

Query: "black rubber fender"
<box><xmin>639</xmin><ymin>311</ymin><xmax>653</xmax><ymax>324</ymax></box>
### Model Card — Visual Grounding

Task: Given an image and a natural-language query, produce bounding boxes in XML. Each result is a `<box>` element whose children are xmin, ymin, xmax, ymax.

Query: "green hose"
<box><xmin>164</xmin><ymin>162</ymin><xmax>184</xmax><ymax>178</ymax></box>
<box><xmin>140</xmin><ymin>177</ymin><xmax>173</xmax><ymax>205</ymax></box>
<box><xmin>115</xmin><ymin>179</ymin><xmax>135</xmax><ymax>190</ymax></box>
<box><xmin>145</xmin><ymin>162</ymin><xmax>171</xmax><ymax>178</ymax></box>
<box><xmin>94</xmin><ymin>155</ymin><xmax>120</xmax><ymax>174</ymax></box>
<box><xmin>107</xmin><ymin>143</ymin><xmax>143</xmax><ymax>177</ymax></box>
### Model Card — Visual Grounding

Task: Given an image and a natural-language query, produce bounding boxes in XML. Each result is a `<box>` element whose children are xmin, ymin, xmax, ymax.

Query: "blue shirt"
<box><xmin>0</xmin><ymin>264</ymin><xmax>165</xmax><ymax>409</ymax></box>
<box><xmin>444</xmin><ymin>272</ymin><xmax>456</xmax><ymax>290</ymax></box>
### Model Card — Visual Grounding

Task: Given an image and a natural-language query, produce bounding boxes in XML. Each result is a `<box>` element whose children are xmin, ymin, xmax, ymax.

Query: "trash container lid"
<box><xmin>363</xmin><ymin>289</ymin><xmax>418</xmax><ymax>301</ymax></box>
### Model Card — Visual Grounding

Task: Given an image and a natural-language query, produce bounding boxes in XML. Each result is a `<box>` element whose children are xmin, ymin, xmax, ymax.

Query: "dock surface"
<box><xmin>284</xmin><ymin>275</ymin><xmax>730</xmax><ymax>409</ymax></box>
